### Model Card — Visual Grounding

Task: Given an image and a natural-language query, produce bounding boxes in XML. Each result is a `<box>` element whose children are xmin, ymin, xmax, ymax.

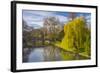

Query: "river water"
<box><xmin>23</xmin><ymin>46</ymin><xmax>88</xmax><ymax>62</ymax></box>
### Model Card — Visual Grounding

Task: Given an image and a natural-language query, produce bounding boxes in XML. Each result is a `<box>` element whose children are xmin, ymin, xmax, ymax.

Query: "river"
<box><xmin>23</xmin><ymin>46</ymin><xmax>88</xmax><ymax>62</ymax></box>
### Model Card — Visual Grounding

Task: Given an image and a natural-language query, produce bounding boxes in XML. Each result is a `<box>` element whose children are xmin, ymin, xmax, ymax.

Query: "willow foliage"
<box><xmin>60</xmin><ymin>17</ymin><xmax>90</xmax><ymax>56</ymax></box>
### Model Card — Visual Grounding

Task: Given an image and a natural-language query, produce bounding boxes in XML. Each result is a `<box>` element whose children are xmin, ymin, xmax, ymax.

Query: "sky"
<box><xmin>22</xmin><ymin>10</ymin><xmax>91</xmax><ymax>29</ymax></box>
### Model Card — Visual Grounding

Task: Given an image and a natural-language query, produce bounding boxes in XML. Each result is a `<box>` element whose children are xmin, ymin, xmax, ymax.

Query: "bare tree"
<box><xmin>68</xmin><ymin>12</ymin><xmax>76</xmax><ymax>21</ymax></box>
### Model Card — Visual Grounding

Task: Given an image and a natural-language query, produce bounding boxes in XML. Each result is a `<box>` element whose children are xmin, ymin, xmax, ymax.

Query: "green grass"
<box><xmin>54</xmin><ymin>41</ymin><xmax>90</xmax><ymax>59</ymax></box>
<box><xmin>60</xmin><ymin>51</ymin><xmax>75</xmax><ymax>60</ymax></box>
<box><xmin>55</xmin><ymin>41</ymin><xmax>75</xmax><ymax>53</ymax></box>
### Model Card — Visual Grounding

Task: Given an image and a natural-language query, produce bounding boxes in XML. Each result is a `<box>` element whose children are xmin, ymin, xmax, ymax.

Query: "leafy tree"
<box><xmin>23</xmin><ymin>20</ymin><xmax>35</xmax><ymax>48</ymax></box>
<box><xmin>56</xmin><ymin>29</ymin><xmax>64</xmax><ymax>41</ymax></box>
<box><xmin>60</xmin><ymin>17</ymin><xmax>91</xmax><ymax>59</ymax></box>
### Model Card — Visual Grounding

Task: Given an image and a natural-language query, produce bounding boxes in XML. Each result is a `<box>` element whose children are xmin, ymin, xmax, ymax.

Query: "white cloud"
<box><xmin>24</xmin><ymin>10</ymin><xmax>55</xmax><ymax>17</ymax></box>
<box><xmin>55</xmin><ymin>15</ymin><xmax>68</xmax><ymax>23</ymax></box>
<box><xmin>23</xmin><ymin>15</ymin><xmax>43</xmax><ymax>22</ymax></box>
<box><xmin>85</xmin><ymin>15</ymin><xmax>91</xmax><ymax>20</ymax></box>
<box><xmin>85</xmin><ymin>15</ymin><xmax>91</xmax><ymax>25</ymax></box>
<box><xmin>29</xmin><ymin>21</ymin><xmax>43</xmax><ymax>27</ymax></box>
<box><xmin>23</xmin><ymin>10</ymin><xmax>68</xmax><ymax>28</ymax></box>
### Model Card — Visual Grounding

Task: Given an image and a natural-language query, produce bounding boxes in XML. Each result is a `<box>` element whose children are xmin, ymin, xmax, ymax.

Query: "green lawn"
<box><xmin>54</xmin><ymin>41</ymin><xmax>90</xmax><ymax>59</ymax></box>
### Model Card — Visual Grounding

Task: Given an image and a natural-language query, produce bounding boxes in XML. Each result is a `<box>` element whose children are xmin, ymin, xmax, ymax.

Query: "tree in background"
<box><xmin>23</xmin><ymin>20</ymin><xmax>34</xmax><ymax>48</ymax></box>
<box><xmin>43</xmin><ymin>17</ymin><xmax>62</xmax><ymax>41</ymax></box>
<box><xmin>68</xmin><ymin>12</ymin><xmax>76</xmax><ymax>21</ymax></box>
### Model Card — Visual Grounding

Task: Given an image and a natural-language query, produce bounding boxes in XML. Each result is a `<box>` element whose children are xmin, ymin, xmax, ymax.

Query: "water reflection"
<box><xmin>28</xmin><ymin>48</ymin><xmax>44</xmax><ymax>62</ymax></box>
<box><xmin>23</xmin><ymin>46</ymin><xmax>88</xmax><ymax>62</ymax></box>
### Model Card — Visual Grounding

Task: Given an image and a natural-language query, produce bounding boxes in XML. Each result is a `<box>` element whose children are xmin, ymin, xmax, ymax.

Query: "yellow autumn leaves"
<box><xmin>57</xmin><ymin>17</ymin><xmax>91</xmax><ymax>57</ymax></box>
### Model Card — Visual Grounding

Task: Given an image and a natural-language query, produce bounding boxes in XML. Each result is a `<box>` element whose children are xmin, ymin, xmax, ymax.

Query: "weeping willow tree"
<box><xmin>60</xmin><ymin>17</ymin><xmax>91</xmax><ymax>59</ymax></box>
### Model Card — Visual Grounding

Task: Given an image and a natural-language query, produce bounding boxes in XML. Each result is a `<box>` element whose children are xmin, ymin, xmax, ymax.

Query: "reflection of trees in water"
<box><xmin>23</xmin><ymin>48</ymin><xmax>33</xmax><ymax>62</ymax></box>
<box><xmin>23</xmin><ymin>46</ymin><xmax>89</xmax><ymax>63</ymax></box>
<box><xmin>43</xmin><ymin>46</ymin><xmax>89</xmax><ymax>61</ymax></box>
<box><xmin>43</xmin><ymin>46</ymin><xmax>61</xmax><ymax>61</ymax></box>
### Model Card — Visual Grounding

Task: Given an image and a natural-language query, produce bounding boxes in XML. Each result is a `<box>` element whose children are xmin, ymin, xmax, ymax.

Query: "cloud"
<box><xmin>85</xmin><ymin>14</ymin><xmax>91</xmax><ymax>25</ymax></box>
<box><xmin>30</xmin><ymin>21</ymin><xmax>43</xmax><ymax>27</ymax></box>
<box><xmin>23</xmin><ymin>10</ymin><xmax>58</xmax><ymax>17</ymax></box>
<box><xmin>55</xmin><ymin>15</ymin><xmax>68</xmax><ymax>23</ymax></box>
<box><xmin>24</xmin><ymin>10</ymin><xmax>68</xmax><ymax>21</ymax></box>
<box><xmin>85</xmin><ymin>15</ymin><xmax>91</xmax><ymax>20</ymax></box>
<box><xmin>23</xmin><ymin>11</ymin><xmax>44</xmax><ymax>22</ymax></box>
<box><xmin>23</xmin><ymin>10</ymin><xmax>69</xmax><ymax>28</ymax></box>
